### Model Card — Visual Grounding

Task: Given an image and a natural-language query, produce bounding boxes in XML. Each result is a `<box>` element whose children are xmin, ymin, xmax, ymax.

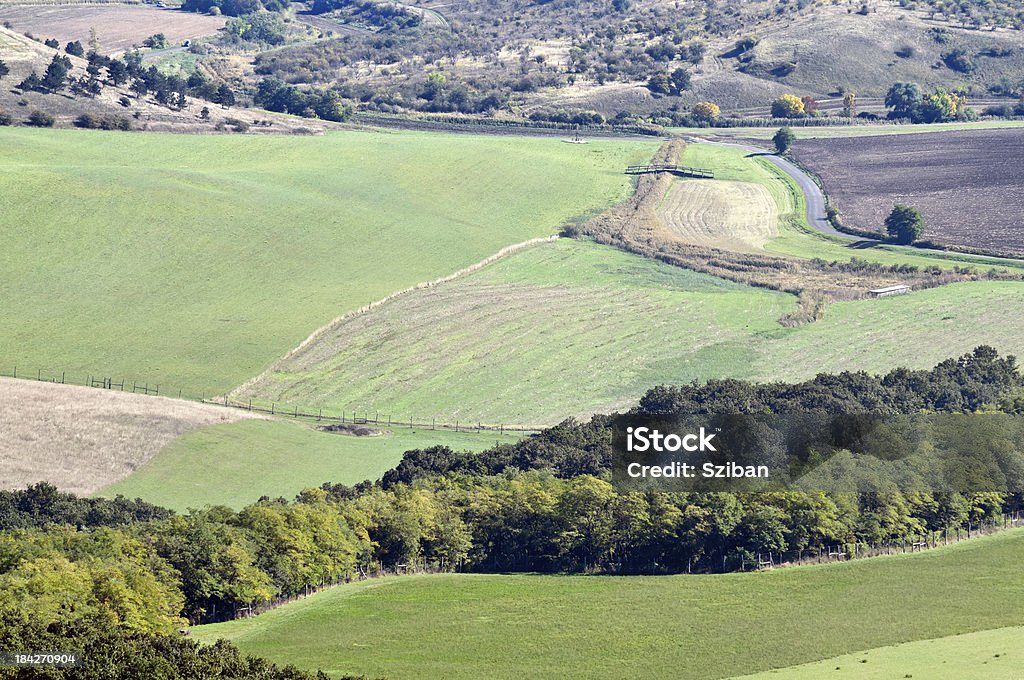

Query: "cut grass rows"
<box><xmin>192</xmin><ymin>529</ymin><xmax>1024</xmax><ymax>680</ymax></box>
<box><xmin>235</xmin><ymin>238</ymin><xmax>1024</xmax><ymax>426</ymax></box>
<box><xmin>237</xmin><ymin>239</ymin><xmax>793</xmax><ymax>424</ymax></box>
<box><xmin>658</xmin><ymin>178</ymin><xmax>778</xmax><ymax>251</ymax></box>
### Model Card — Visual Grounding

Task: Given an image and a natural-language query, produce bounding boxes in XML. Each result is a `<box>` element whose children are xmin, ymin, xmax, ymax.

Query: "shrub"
<box><xmin>691</xmin><ymin>101</ymin><xmax>720</xmax><ymax>122</ymax></box>
<box><xmin>771</xmin><ymin>93</ymin><xmax>805</xmax><ymax>118</ymax></box>
<box><xmin>75</xmin><ymin>113</ymin><xmax>132</xmax><ymax>130</ymax></box>
<box><xmin>773</xmin><ymin>126</ymin><xmax>796</xmax><ymax>153</ymax></box>
<box><xmin>942</xmin><ymin>48</ymin><xmax>975</xmax><ymax>74</ymax></box>
<box><xmin>26</xmin><ymin>110</ymin><xmax>55</xmax><ymax>127</ymax></box>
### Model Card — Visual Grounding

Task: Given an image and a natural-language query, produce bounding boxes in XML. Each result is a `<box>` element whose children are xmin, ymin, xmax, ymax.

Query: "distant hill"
<box><xmin>0</xmin><ymin>25</ymin><xmax>327</xmax><ymax>132</ymax></box>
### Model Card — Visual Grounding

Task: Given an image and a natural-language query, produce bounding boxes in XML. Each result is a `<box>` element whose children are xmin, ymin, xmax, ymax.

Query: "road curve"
<box><xmin>698</xmin><ymin>138</ymin><xmax>865</xmax><ymax>241</ymax></box>
<box><xmin>695</xmin><ymin>137</ymin><xmax>1024</xmax><ymax>265</ymax></box>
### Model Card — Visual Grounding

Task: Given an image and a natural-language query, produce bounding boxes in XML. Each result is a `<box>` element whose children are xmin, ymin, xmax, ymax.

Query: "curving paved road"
<box><xmin>699</xmin><ymin>138</ymin><xmax>867</xmax><ymax>241</ymax></box>
<box><xmin>694</xmin><ymin>137</ymin><xmax>1024</xmax><ymax>265</ymax></box>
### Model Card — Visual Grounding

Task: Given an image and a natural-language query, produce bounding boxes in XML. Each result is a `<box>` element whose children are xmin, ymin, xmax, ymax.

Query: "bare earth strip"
<box><xmin>0</xmin><ymin>378</ymin><xmax>256</xmax><ymax>495</ymax></box>
<box><xmin>0</xmin><ymin>6</ymin><xmax>227</xmax><ymax>54</ymax></box>
<box><xmin>658</xmin><ymin>179</ymin><xmax>777</xmax><ymax>252</ymax></box>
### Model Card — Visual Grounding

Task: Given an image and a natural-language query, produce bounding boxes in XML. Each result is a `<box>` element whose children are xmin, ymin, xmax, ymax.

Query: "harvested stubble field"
<box><xmin>192</xmin><ymin>529</ymin><xmax>1024</xmax><ymax>680</ymax></box>
<box><xmin>792</xmin><ymin>129</ymin><xmax>1024</xmax><ymax>256</ymax></box>
<box><xmin>0</xmin><ymin>5</ymin><xmax>226</xmax><ymax>55</ymax></box>
<box><xmin>0</xmin><ymin>377</ymin><xmax>253</xmax><ymax>496</ymax></box>
<box><xmin>658</xmin><ymin>179</ymin><xmax>777</xmax><ymax>251</ymax></box>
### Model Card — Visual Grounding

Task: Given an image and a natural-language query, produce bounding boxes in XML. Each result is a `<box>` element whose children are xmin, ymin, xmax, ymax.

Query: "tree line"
<box><xmin>1</xmin><ymin>348</ymin><xmax>1022</xmax><ymax>677</ymax></box>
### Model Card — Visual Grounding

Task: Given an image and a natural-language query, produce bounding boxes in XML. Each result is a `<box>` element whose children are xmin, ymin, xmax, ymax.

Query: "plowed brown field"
<box><xmin>792</xmin><ymin>129</ymin><xmax>1024</xmax><ymax>256</ymax></box>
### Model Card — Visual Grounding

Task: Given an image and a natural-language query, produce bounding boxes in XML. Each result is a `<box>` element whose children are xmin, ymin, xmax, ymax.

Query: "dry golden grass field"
<box><xmin>0</xmin><ymin>5</ymin><xmax>226</xmax><ymax>55</ymax></box>
<box><xmin>0</xmin><ymin>377</ymin><xmax>256</xmax><ymax>495</ymax></box>
<box><xmin>658</xmin><ymin>179</ymin><xmax>778</xmax><ymax>251</ymax></box>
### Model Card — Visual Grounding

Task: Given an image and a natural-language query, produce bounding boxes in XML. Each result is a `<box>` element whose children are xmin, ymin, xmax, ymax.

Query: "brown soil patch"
<box><xmin>792</xmin><ymin>130</ymin><xmax>1024</xmax><ymax>257</ymax></box>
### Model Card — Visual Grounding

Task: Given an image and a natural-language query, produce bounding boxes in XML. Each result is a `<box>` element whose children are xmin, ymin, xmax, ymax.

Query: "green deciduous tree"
<box><xmin>773</xmin><ymin>126</ymin><xmax>796</xmax><ymax>154</ymax></box>
<box><xmin>885</xmin><ymin>204</ymin><xmax>925</xmax><ymax>244</ymax></box>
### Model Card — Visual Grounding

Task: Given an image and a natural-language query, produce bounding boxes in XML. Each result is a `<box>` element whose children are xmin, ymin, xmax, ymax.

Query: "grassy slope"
<box><xmin>731</xmin><ymin>626</ymin><xmax>1024</xmax><ymax>680</ymax></box>
<box><xmin>0</xmin><ymin>128</ymin><xmax>655</xmax><ymax>393</ymax></box>
<box><xmin>233</xmin><ymin>237</ymin><xmax>1024</xmax><ymax>425</ymax></box>
<box><xmin>192</xmin><ymin>529</ymin><xmax>1024</xmax><ymax>680</ymax></box>
<box><xmin>679</xmin><ymin>142</ymin><xmax>1024</xmax><ymax>270</ymax></box>
<box><xmin>240</xmin><ymin>239</ymin><xmax>792</xmax><ymax>423</ymax></box>
<box><xmin>98</xmin><ymin>419</ymin><xmax>521</xmax><ymax>511</ymax></box>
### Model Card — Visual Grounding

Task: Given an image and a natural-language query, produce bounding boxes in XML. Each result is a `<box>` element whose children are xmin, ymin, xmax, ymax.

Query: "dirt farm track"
<box><xmin>791</xmin><ymin>129</ymin><xmax>1024</xmax><ymax>256</ymax></box>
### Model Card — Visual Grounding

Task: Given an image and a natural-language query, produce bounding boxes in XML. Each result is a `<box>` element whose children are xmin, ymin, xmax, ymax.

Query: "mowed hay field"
<box><xmin>733</xmin><ymin>626</ymin><xmax>1024</xmax><ymax>680</ymax></box>
<box><xmin>792</xmin><ymin>129</ymin><xmax>1024</xmax><ymax>256</ymax></box>
<box><xmin>681</xmin><ymin>141</ymin><xmax>1024</xmax><ymax>270</ymax></box>
<box><xmin>0</xmin><ymin>128</ymin><xmax>655</xmax><ymax>394</ymax></box>
<box><xmin>98</xmin><ymin>419</ymin><xmax>522</xmax><ymax>511</ymax></box>
<box><xmin>193</xmin><ymin>529</ymin><xmax>1024</xmax><ymax>680</ymax></box>
<box><xmin>0</xmin><ymin>6</ymin><xmax>226</xmax><ymax>55</ymax></box>
<box><xmin>658</xmin><ymin>179</ymin><xmax>777</xmax><ymax>251</ymax></box>
<box><xmin>0</xmin><ymin>377</ymin><xmax>253</xmax><ymax>496</ymax></box>
<box><xmin>237</xmin><ymin>239</ymin><xmax>1024</xmax><ymax>425</ymax></box>
<box><xmin>237</xmin><ymin>239</ymin><xmax>794</xmax><ymax>424</ymax></box>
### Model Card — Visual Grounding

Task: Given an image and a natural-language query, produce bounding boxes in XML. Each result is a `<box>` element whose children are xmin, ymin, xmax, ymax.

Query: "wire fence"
<box><xmin>1</xmin><ymin>365</ymin><xmax>544</xmax><ymax>435</ymax></box>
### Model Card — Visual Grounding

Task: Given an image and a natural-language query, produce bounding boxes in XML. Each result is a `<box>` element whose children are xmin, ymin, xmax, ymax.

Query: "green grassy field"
<box><xmin>98</xmin><ymin>419</ymin><xmax>522</xmax><ymax>511</ymax></box>
<box><xmin>192</xmin><ymin>529</ymin><xmax>1024</xmax><ymax>680</ymax></box>
<box><xmin>732</xmin><ymin>626</ymin><xmax>1024</xmax><ymax>680</ymax></box>
<box><xmin>233</xmin><ymin>238</ymin><xmax>1024</xmax><ymax>425</ymax></box>
<box><xmin>672</xmin><ymin>120</ymin><xmax>1024</xmax><ymax>140</ymax></box>
<box><xmin>678</xmin><ymin>142</ymin><xmax>1024</xmax><ymax>270</ymax></box>
<box><xmin>237</xmin><ymin>239</ymin><xmax>793</xmax><ymax>424</ymax></box>
<box><xmin>0</xmin><ymin>127</ymin><xmax>655</xmax><ymax>394</ymax></box>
